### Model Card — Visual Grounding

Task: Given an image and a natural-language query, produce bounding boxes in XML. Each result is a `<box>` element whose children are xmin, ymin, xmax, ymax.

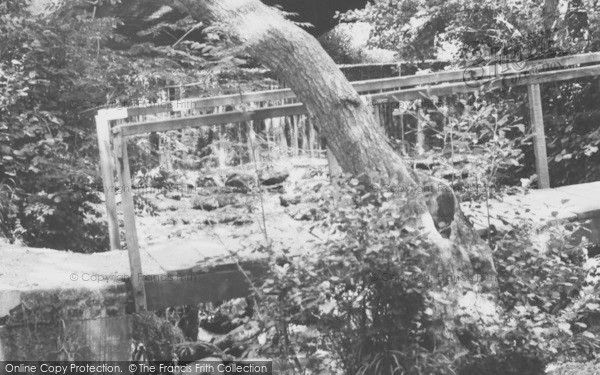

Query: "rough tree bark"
<box><xmin>170</xmin><ymin>0</ymin><xmax>496</xmax><ymax>282</ymax></box>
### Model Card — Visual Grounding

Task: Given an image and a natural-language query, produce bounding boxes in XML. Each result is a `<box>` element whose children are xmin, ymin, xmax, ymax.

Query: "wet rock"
<box><xmin>266</xmin><ymin>184</ymin><xmax>285</xmax><ymax>194</ymax></box>
<box><xmin>195</xmin><ymin>186</ymin><xmax>237</xmax><ymax>196</ymax></box>
<box><xmin>196</xmin><ymin>174</ymin><xmax>224</xmax><ymax>188</ymax></box>
<box><xmin>280</xmin><ymin>193</ymin><xmax>301</xmax><ymax>207</ymax></box>
<box><xmin>233</xmin><ymin>215</ymin><xmax>253</xmax><ymax>226</ymax></box>
<box><xmin>225</xmin><ymin>173</ymin><xmax>255</xmax><ymax>193</ymax></box>
<box><xmin>192</xmin><ymin>197</ymin><xmax>220</xmax><ymax>211</ymax></box>
<box><xmin>260</xmin><ymin>172</ymin><xmax>289</xmax><ymax>186</ymax></box>
<box><xmin>161</xmin><ymin>217</ymin><xmax>179</xmax><ymax>226</ymax></box>
<box><xmin>203</xmin><ymin>213</ymin><xmax>252</xmax><ymax>226</ymax></box>
<box><xmin>301</xmin><ymin>168</ymin><xmax>325</xmax><ymax>180</ymax></box>
<box><xmin>192</xmin><ymin>194</ymin><xmax>244</xmax><ymax>211</ymax></box>
<box><xmin>166</xmin><ymin>191</ymin><xmax>182</xmax><ymax>201</ymax></box>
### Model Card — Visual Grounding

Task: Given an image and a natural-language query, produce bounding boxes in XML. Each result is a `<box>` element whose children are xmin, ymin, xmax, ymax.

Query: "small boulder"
<box><xmin>165</xmin><ymin>191</ymin><xmax>182</xmax><ymax>201</ymax></box>
<box><xmin>192</xmin><ymin>196</ymin><xmax>220</xmax><ymax>211</ymax></box>
<box><xmin>260</xmin><ymin>172</ymin><xmax>289</xmax><ymax>186</ymax></box>
<box><xmin>225</xmin><ymin>173</ymin><xmax>255</xmax><ymax>192</ymax></box>
<box><xmin>203</xmin><ymin>213</ymin><xmax>236</xmax><ymax>225</ymax></box>
<box><xmin>161</xmin><ymin>217</ymin><xmax>179</xmax><ymax>226</ymax></box>
<box><xmin>233</xmin><ymin>215</ymin><xmax>253</xmax><ymax>226</ymax></box>
<box><xmin>266</xmin><ymin>184</ymin><xmax>285</xmax><ymax>194</ymax></box>
<box><xmin>196</xmin><ymin>174</ymin><xmax>224</xmax><ymax>188</ymax></box>
<box><xmin>301</xmin><ymin>167</ymin><xmax>326</xmax><ymax>180</ymax></box>
<box><xmin>192</xmin><ymin>194</ymin><xmax>244</xmax><ymax>211</ymax></box>
<box><xmin>280</xmin><ymin>193</ymin><xmax>301</xmax><ymax>207</ymax></box>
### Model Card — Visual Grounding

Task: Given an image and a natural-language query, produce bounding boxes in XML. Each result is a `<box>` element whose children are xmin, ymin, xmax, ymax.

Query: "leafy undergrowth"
<box><xmin>218</xmin><ymin>177</ymin><xmax>600</xmax><ymax>375</ymax></box>
<box><xmin>81</xmin><ymin>153</ymin><xmax>599</xmax><ymax>375</ymax></box>
<box><xmin>124</xmin><ymin>162</ymin><xmax>600</xmax><ymax>374</ymax></box>
<box><xmin>454</xmin><ymin>220</ymin><xmax>600</xmax><ymax>375</ymax></box>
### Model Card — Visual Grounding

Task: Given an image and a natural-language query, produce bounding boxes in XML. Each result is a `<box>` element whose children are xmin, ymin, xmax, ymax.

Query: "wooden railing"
<box><xmin>112</xmin><ymin>52</ymin><xmax>600</xmax><ymax>120</ymax></box>
<box><xmin>95</xmin><ymin>52</ymin><xmax>600</xmax><ymax>311</ymax></box>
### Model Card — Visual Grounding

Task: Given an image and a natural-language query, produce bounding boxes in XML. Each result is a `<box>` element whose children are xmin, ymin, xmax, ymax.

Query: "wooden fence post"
<box><xmin>308</xmin><ymin>118</ymin><xmax>315</xmax><ymax>157</ymax></box>
<box><xmin>590</xmin><ymin>217</ymin><xmax>600</xmax><ymax>244</ymax></box>
<box><xmin>416</xmin><ymin>100</ymin><xmax>425</xmax><ymax>156</ymax></box>
<box><xmin>527</xmin><ymin>83</ymin><xmax>551</xmax><ymax>189</ymax></box>
<box><xmin>292</xmin><ymin>116</ymin><xmax>299</xmax><ymax>156</ymax></box>
<box><xmin>277</xmin><ymin>117</ymin><xmax>288</xmax><ymax>154</ymax></box>
<box><xmin>300</xmin><ymin>117</ymin><xmax>308</xmax><ymax>155</ymax></box>
<box><xmin>246</xmin><ymin>121</ymin><xmax>260</xmax><ymax>164</ymax></box>
<box><xmin>114</xmin><ymin>130</ymin><xmax>148</xmax><ymax>312</ymax></box>
<box><xmin>95</xmin><ymin>111</ymin><xmax>123</xmax><ymax>251</ymax></box>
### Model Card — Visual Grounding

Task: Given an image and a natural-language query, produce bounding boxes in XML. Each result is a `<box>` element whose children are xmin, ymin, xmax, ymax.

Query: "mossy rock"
<box><xmin>192</xmin><ymin>194</ymin><xmax>245</xmax><ymax>211</ymax></box>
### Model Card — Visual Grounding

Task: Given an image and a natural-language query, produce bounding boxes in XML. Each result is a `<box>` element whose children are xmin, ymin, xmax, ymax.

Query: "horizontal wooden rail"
<box><xmin>115</xmin><ymin>103</ymin><xmax>307</xmax><ymax>136</ymax></box>
<box><xmin>357</xmin><ymin>51</ymin><xmax>600</xmax><ymax>92</ymax></box>
<box><xmin>127</xmin><ymin>89</ymin><xmax>296</xmax><ymax>117</ymax></box>
<box><xmin>112</xmin><ymin>62</ymin><xmax>600</xmax><ymax>137</ymax></box>
<box><xmin>369</xmin><ymin>63</ymin><xmax>600</xmax><ymax>103</ymax></box>
<box><xmin>119</xmin><ymin>52</ymin><xmax>600</xmax><ymax>118</ymax></box>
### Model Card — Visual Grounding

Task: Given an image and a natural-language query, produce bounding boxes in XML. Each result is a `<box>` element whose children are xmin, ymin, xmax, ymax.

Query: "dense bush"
<box><xmin>540</xmin><ymin>78</ymin><xmax>600</xmax><ymax>185</ymax></box>
<box><xmin>0</xmin><ymin>1</ymin><xmax>209</xmax><ymax>251</ymax></box>
<box><xmin>450</xmin><ymin>220</ymin><xmax>600</xmax><ymax>374</ymax></box>
<box><xmin>242</xmin><ymin>179</ymin><xmax>452</xmax><ymax>374</ymax></box>
<box><xmin>408</xmin><ymin>95</ymin><xmax>527</xmax><ymax>198</ymax></box>
<box><xmin>0</xmin><ymin>0</ymin><xmax>120</xmax><ymax>251</ymax></box>
<box><xmin>233</xmin><ymin>178</ymin><xmax>600</xmax><ymax>374</ymax></box>
<box><xmin>489</xmin><ymin>222</ymin><xmax>600</xmax><ymax>364</ymax></box>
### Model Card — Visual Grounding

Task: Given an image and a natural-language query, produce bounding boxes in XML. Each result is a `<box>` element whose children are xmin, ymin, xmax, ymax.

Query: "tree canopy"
<box><xmin>341</xmin><ymin>0</ymin><xmax>599</xmax><ymax>61</ymax></box>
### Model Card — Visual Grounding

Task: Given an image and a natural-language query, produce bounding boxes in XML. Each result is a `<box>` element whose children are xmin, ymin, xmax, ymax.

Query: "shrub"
<box><xmin>455</xmin><ymin>221</ymin><xmax>600</xmax><ymax>373</ymax></box>
<box><xmin>408</xmin><ymin>96</ymin><xmax>526</xmax><ymax>200</ymax></box>
<box><xmin>240</xmin><ymin>178</ymin><xmax>600</xmax><ymax>374</ymax></box>
<box><xmin>14</xmin><ymin>173</ymin><xmax>109</xmax><ymax>253</ymax></box>
<box><xmin>242</xmin><ymin>178</ymin><xmax>458</xmax><ymax>375</ymax></box>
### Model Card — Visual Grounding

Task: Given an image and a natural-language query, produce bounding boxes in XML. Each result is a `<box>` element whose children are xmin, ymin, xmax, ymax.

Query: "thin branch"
<box><xmin>172</xmin><ymin>22</ymin><xmax>203</xmax><ymax>48</ymax></box>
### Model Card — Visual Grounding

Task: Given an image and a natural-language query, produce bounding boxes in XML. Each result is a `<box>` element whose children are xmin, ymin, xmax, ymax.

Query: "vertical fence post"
<box><xmin>308</xmin><ymin>118</ymin><xmax>315</xmax><ymax>157</ymax></box>
<box><xmin>247</xmin><ymin>121</ymin><xmax>260</xmax><ymax>164</ymax></box>
<box><xmin>292</xmin><ymin>116</ymin><xmax>299</xmax><ymax>156</ymax></box>
<box><xmin>416</xmin><ymin>100</ymin><xmax>425</xmax><ymax>156</ymax></box>
<box><xmin>373</xmin><ymin>103</ymin><xmax>381</xmax><ymax>129</ymax></box>
<box><xmin>590</xmin><ymin>217</ymin><xmax>600</xmax><ymax>244</ymax></box>
<box><xmin>113</xmin><ymin>129</ymin><xmax>148</xmax><ymax>312</ymax></box>
<box><xmin>277</xmin><ymin>117</ymin><xmax>288</xmax><ymax>154</ymax></box>
<box><xmin>398</xmin><ymin>111</ymin><xmax>406</xmax><ymax>155</ymax></box>
<box><xmin>527</xmin><ymin>83</ymin><xmax>551</xmax><ymax>189</ymax></box>
<box><xmin>95</xmin><ymin>111</ymin><xmax>123</xmax><ymax>251</ymax></box>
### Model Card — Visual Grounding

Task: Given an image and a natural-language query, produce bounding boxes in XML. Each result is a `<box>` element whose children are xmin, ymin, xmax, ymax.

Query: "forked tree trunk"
<box><xmin>172</xmin><ymin>0</ymin><xmax>497</xmax><ymax>346</ymax></box>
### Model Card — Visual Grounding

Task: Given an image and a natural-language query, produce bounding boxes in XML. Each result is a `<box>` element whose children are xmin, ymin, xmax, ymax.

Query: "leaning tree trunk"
<box><xmin>171</xmin><ymin>0</ymin><xmax>497</xmax><ymax>345</ymax></box>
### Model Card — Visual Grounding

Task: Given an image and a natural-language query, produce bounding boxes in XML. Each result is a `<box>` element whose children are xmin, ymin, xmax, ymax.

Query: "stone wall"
<box><xmin>0</xmin><ymin>286</ymin><xmax>131</xmax><ymax>361</ymax></box>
